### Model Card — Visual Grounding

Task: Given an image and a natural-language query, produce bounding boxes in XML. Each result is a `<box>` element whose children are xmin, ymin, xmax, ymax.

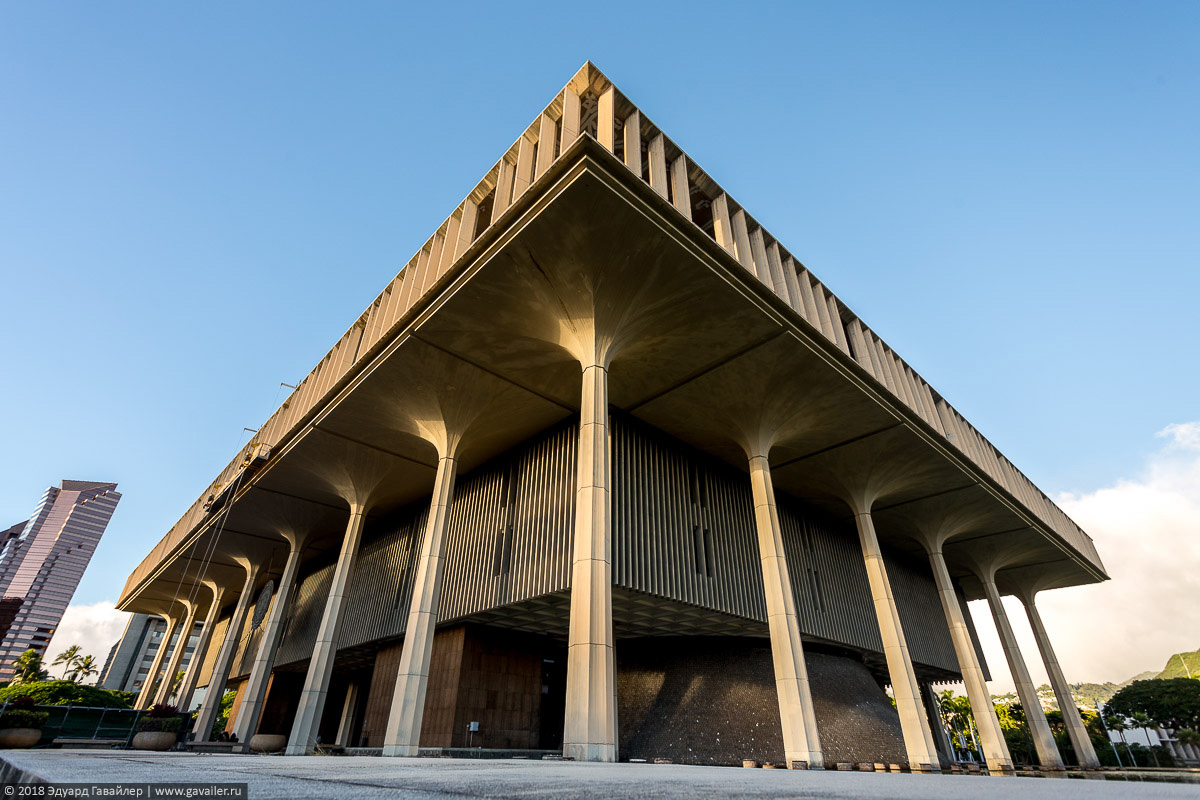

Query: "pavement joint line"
<box><xmin>3</xmin><ymin>751</ymin><xmax>1200</xmax><ymax>800</ymax></box>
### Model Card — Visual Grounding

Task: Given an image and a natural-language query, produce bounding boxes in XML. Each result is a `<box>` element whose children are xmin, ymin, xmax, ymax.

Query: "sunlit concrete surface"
<box><xmin>109</xmin><ymin>63</ymin><xmax>1109</xmax><ymax>767</ymax></box>
<box><xmin>3</xmin><ymin>751</ymin><xmax>1199</xmax><ymax>800</ymax></box>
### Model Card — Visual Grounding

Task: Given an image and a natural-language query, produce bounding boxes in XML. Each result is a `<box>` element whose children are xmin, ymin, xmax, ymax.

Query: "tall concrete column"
<box><xmin>562</xmin><ymin>363</ymin><xmax>617</xmax><ymax>762</ymax></box>
<box><xmin>923</xmin><ymin>682</ymin><xmax>956</xmax><ymax>766</ymax></box>
<box><xmin>1022</xmin><ymin>595</ymin><xmax>1100</xmax><ymax>768</ymax></box>
<box><xmin>154</xmin><ymin>605</ymin><xmax>196</xmax><ymax>706</ymax></box>
<box><xmin>382</xmin><ymin>454</ymin><xmax>459</xmax><ymax>757</ymax></box>
<box><xmin>193</xmin><ymin>565</ymin><xmax>259</xmax><ymax>742</ymax></box>
<box><xmin>747</xmin><ymin>454</ymin><xmax>823</xmax><ymax>769</ymax></box>
<box><xmin>979</xmin><ymin>579</ymin><xmax>1063</xmax><ymax>768</ymax></box>
<box><xmin>154</xmin><ymin>609</ymin><xmax>194</xmax><ymax>705</ymax></box>
<box><xmin>927</xmin><ymin>549</ymin><xmax>1012</xmax><ymax>772</ymax></box>
<box><xmin>1164</xmin><ymin>734</ymin><xmax>1183</xmax><ymax>761</ymax></box>
<box><xmin>176</xmin><ymin>584</ymin><xmax>226</xmax><ymax>712</ymax></box>
<box><xmin>135</xmin><ymin>615</ymin><xmax>177</xmax><ymax>709</ymax></box>
<box><xmin>231</xmin><ymin>539</ymin><xmax>305</xmax><ymax>744</ymax></box>
<box><xmin>286</xmin><ymin>508</ymin><xmax>369</xmax><ymax>755</ymax></box>
<box><xmin>852</xmin><ymin>509</ymin><xmax>940</xmax><ymax>771</ymax></box>
<box><xmin>336</xmin><ymin>682</ymin><xmax>360</xmax><ymax>747</ymax></box>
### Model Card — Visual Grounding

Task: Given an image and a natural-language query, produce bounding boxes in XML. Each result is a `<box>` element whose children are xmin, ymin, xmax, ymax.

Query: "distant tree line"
<box><xmin>954</xmin><ymin>677</ymin><xmax>1200</xmax><ymax>768</ymax></box>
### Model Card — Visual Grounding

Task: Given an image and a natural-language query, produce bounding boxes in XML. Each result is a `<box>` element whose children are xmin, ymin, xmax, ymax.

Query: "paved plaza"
<box><xmin>3</xmin><ymin>751</ymin><xmax>1199</xmax><ymax>800</ymax></box>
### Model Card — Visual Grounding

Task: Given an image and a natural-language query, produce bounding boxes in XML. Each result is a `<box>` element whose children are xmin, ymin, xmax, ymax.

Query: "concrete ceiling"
<box><xmin>121</xmin><ymin>138</ymin><xmax>1105</xmax><ymax>615</ymax></box>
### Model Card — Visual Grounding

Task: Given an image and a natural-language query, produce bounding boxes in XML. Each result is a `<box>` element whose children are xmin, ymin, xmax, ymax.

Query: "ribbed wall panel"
<box><xmin>614</xmin><ymin>415</ymin><xmax>961</xmax><ymax>675</ymax></box>
<box><xmin>778</xmin><ymin>502</ymin><xmax>882</xmax><ymax>653</ymax></box>
<box><xmin>274</xmin><ymin>505</ymin><xmax>428</xmax><ymax>668</ymax></box>
<box><xmin>274</xmin><ymin>561</ymin><xmax>334</xmax><ymax>667</ymax></box>
<box><xmin>612</xmin><ymin>416</ymin><xmax>765</xmax><ymax>621</ymax></box>
<box><xmin>251</xmin><ymin>416</ymin><xmax>964</xmax><ymax>678</ymax></box>
<box><xmin>268</xmin><ymin>423</ymin><xmax>576</xmax><ymax>667</ymax></box>
<box><xmin>230</xmin><ymin>592</ymin><xmax>272</xmax><ymax>679</ymax></box>
<box><xmin>885</xmin><ymin>550</ymin><xmax>959</xmax><ymax>673</ymax></box>
<box><xmin>337</xmin><ymin>508</ymin><xmax>426</xmax><ymax>647</ymax></box>
<box><xmin>439</xmin><ymin>422</ymin><xmax>577</xmax><ymax>622</ymax></box>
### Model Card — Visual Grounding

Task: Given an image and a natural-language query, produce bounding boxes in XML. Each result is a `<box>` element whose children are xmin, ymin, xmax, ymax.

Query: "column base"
<box><xmin>381</xmin><ymin>744</ymin><xmax>420</xmax><ymax>758</ymax></box>
<box><xmin>785</xmin><ymin>753</ymin><xmax>824</xmax><ymax>770</ymax></box>
<box><xmin>283</xmin><ymin>743</ymin><xmax>310</xmax><ymax>756</ymax></box>
<box><xmin>563</xmin><ymin>742</ymin><xmax>617</xmax><ymax>762</ymax></box>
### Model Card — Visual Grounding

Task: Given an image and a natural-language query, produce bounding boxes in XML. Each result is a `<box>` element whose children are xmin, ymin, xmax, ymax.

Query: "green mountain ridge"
<box><xmin>1068</xmin><ymin>647</ymin><xmax>1199</xmax><ymax>709</ymax></box>
<box><xmin>1156</xmin><ymin>648</ymin><xmax>1200</xmax><ymax>680</ymax></box>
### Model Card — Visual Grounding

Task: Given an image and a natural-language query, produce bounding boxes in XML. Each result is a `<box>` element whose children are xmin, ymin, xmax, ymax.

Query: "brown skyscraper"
<box><xmin>0</xmin><ymin>480</ymin><xmax>121</xmax><ymax>680</ymax></box>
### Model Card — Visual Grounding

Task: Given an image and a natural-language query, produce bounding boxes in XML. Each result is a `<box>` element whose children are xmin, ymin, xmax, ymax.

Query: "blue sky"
<box><xmin>2</xmin><ymin>0</ymin><xmax>1197</xmax><ymax>642</ymax></box>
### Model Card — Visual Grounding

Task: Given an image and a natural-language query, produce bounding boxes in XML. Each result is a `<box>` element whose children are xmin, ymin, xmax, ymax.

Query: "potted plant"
<box><xmin>0</xmin><ymin>697</ymin><xmax>47</xmax><ymax>748</ymax></box>
<box><xmin>133</xmin><ymin>704</ymin><xmax>182</xmax><ymax>751</ymax></box>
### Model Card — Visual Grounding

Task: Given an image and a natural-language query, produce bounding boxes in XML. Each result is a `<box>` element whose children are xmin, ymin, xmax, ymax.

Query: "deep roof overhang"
<box><xmin>119</xmin><ymin>134</ymin><xmax>1106</xmax><ymax>615</ymax></box>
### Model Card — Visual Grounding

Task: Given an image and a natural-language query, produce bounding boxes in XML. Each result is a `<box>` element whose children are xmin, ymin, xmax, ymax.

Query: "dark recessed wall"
<box><xmin>617</xmin><ymin>637</ymin><xmax>908</xmax><ymax>766</ymax></box>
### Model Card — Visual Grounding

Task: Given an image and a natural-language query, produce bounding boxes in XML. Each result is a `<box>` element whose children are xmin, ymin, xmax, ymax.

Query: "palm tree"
<box><xmin>10</xmin><ymin>649</ymin><xmax>49</xmax><ymax>684</ymax></box>
<box><xmin>937</xmin><ymin>690</ymin><xmax>978</xmax><ymax>762</ymax></box>
<box><xmin>1108</xmin><ymin>715</ymin><xmax>1136</xmax><ymax>765</ymax></box>
<box><xmin>51</xmin><ymin>645</ymin><xmax>82</xmax><ymax>678</ymax></box>
<box><xmin>1098</xmin><ymin>703</ymin><xmax>1125</xmax><ymax>767</ymax></box>
<box><xmin>67</xmin><ymin>654</ymin><xmax>99</xmax><ymax>684</ymax></box>
<box><xmin>1133</xmin><ymin>712</ymin><xmax>1161</xmax><ymax>767</ymax></box>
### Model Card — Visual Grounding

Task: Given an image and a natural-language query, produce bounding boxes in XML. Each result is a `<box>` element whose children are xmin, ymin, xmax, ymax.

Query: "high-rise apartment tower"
<box><xmin>0</xmin><ymin>480</ymin><xmax>120</xmax><ymax>680</ymax></box>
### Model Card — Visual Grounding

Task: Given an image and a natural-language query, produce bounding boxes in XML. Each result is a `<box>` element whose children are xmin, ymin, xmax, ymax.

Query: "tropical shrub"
<box><xmin>0</xmin><ymin>697</ymin><xmax>47</xmax><ymax>730</ymax></box>
<box><xmin>202</xmin><ymin>691</ymin><xmax>237</xmax><ymax>741</ymax></box>
<box><xmin>0</xmin><ymin>709</ymin><xmax>47</xmax><ymax>729</ymax></box>
<box><xmin>137</xmin><ymin>715</ymin><xmax>182</xmax><ymax>733</ymax></box>
<box><xmin>138</xmin><ymin>703</ymin><xmax>183</xmax><ymax>733</ymax></box>
<box><xmin>0</xmin><ymin>681</ymin><xmax>131</xmax><ymax>709</ymax></box>
<box><xmin>1107</xmin><ymin>678</ymin><xmax>1200</xmax><ymax>731</ymax></box>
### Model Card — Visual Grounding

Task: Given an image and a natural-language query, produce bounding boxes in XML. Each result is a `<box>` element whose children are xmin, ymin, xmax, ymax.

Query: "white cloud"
<box><xmin>1157</xmin><ymin>421</ymin><xmax>1200</xmax><ymax>451</ymax></box>
<box><xmin>970</xmin><ymin>422</ymin><xmax>1200</xmax><ymax>694</ymax></box>
<box><xmin>44</xmin><ymin>601</ymin><xmax>131</xmax><ymax>680</ymax></box>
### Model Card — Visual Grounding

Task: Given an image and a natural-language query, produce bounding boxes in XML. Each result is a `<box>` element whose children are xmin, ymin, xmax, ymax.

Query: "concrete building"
<box><xmin>1104</xmin><ymin>725</ymin><xmax>1200</xmax><ymax>765</ymax></box>
<box><xmin>99</xmin><ymin>613</ymin><xmax>204</xmax><ymax>705</ymax></box>
<box><xmin>0</xmin><ymin>480</ymin><xmax>120</xmax><ymax>681</ymax></box>
<box><xmin>115</xmin><ymin>64</ymin><xmax>1107</xmax><ymax>770</ymax></box>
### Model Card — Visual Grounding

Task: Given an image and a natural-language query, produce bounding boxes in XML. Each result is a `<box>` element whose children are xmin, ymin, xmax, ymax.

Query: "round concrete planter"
<box><xmin>132</xmin><ymin>731</ymin><xmax>178</xmax><ymax>751</ymax></box>
<box><xmin>0</xmin><ymin>728</ymin><xmax>42</xmax><ymax>748</ymax></box>
<box><xmin>249</xmin><ymin>734</ymin><xmax>287</xmax><ymax>753</ymax></box>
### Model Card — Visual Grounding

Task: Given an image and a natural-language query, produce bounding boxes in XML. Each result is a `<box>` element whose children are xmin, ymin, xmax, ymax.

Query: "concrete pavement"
<box><xmin>3</xmin><ymin>751</ymin><xmax>1199</xmax><ymax>800</ymax></box>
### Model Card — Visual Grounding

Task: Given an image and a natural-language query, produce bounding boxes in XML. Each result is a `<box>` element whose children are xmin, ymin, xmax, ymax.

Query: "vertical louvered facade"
<box><xmin>236</xmin><ymin>418</ymin><xmax>968</xmax><ymax>681</ymax></box>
